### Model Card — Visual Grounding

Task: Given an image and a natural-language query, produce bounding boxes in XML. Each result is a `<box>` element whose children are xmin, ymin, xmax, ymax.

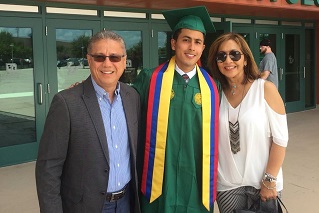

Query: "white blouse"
<box><xmin>217</xmin><ymin>79</ymin><xmax>289</xmax><ymax>192</ymax></box>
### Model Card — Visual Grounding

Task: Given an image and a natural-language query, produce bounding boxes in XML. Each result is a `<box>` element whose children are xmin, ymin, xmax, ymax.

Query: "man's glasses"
<box><xmin>89</xmin><ymin>54</ymin><xmax>125</xmax><ymax>63</ymax></box>
<box><xmin>216</xmin><ymin>50</ymin><xmax>243</xmax><ymax>63</ymax></box>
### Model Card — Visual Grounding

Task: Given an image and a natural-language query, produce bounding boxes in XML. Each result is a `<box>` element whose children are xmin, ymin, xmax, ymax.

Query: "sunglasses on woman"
<box><xmin>216</xmin><ymin>50</ymin><xmax>243</xmax><ymax>63</ymax></box>
<box><xmin>89</xmin><ymin>54</ymin><xmax>125</xmax><ymax>63</ymax></box>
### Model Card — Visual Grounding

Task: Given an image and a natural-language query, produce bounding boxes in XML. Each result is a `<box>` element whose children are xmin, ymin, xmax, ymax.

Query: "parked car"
<box><xmin>11</xmin><ymin>58</ymin><xmax>24</xmax><ymax>65</ymax></box>
<box><xmin>66</xmin><ymin>58</ymin><xmax>80</xmax><ymax>66</ymax></box>
<box><xmin>57</xmin><ymin>60</ymin><xmax>67</xmax><ymax>68</ymax></box>
<box><xmin>24</xmin><ymin>58</ymin><xmax>32</xmax><ymax>64</ymax></box>
<box><xmin>79</xmin><ymin>58</ymin><xmax>88</xmax><ymax>66</ymax></box>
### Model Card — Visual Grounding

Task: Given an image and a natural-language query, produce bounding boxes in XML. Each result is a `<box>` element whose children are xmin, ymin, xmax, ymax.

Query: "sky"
<box><xmin>0</xmin><ymin>27</ymin><xmax>31</xmax><ymax>38</ymax></box>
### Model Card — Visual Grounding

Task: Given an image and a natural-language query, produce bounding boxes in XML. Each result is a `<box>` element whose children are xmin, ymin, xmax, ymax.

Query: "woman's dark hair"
<box><xmin>207</xmin><ymin>32</ymin><xmax>260</xmax><ymax>89</ymax></box>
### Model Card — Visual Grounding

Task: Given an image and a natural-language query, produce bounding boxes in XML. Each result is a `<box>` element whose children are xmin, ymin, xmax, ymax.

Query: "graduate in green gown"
<box><xmin>133</xmin><ymin>6</ymin><xmax>221</xmax><ymax>213</ymax></box>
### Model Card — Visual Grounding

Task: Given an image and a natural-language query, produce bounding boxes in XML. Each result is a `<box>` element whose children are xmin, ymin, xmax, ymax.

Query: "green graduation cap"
<box><xmin>162</xmin><ymin>6</ymin><xmax>215</xmax><ymax>35</ymax></box>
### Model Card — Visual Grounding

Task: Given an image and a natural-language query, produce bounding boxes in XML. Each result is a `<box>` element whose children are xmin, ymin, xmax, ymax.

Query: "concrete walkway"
<box><xmin>1</xmin><ymin>107</ymin><xmax>318</xmax><ymax>213</ymax></box>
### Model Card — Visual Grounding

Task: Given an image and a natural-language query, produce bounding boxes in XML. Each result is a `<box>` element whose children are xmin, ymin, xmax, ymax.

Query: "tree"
<box><xmin>0</xmin><ymin>31</ymin><xmax>15</xmax><ymax>63</ymax></box>
<box><xmin>71</xmin><ymin>35</ymin><xmax>90</xmax><ymax>59</ymax></box>
<box><xmin>127</xmin><ymin>41</ymin><xmax>142</xmax><ymax>69</ymax></box>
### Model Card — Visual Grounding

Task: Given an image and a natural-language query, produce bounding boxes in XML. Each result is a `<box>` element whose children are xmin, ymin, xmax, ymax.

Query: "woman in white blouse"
<box><xmin>207</xmin><ymin>32</ymin><xmax>288</xmax><ymax>213</ymax></box>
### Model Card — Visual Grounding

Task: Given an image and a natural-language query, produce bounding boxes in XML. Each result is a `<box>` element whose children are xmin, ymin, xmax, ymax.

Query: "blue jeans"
<box><xmin>102</xmin><ymin>184</ymin><xmax>131</xmax><ymax>213</ymax></box>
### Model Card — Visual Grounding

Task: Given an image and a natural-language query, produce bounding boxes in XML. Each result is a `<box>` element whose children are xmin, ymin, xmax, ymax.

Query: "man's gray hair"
<box><xmin>87</xmin><ymin>30</ymin><xmax>126</xmax><ymax>54</ymax></box>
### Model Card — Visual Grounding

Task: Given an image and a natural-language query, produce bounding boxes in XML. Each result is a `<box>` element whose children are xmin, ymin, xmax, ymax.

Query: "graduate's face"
<box><xmin>171</xmin><ymin>28</ymin><xmax>205</xmax><ymax>72</ymax></box>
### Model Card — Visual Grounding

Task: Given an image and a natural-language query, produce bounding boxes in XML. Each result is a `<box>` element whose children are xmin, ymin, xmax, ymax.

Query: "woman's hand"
<box><xmin>260</xmin><ymin>181</ymin><xmax>277</xmax><ymax>202</ymax></box>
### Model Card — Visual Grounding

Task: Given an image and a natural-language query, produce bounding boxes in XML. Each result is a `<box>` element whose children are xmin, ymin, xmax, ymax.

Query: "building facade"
<box><xmin>0</xmin><ymin>0</ymin><xmax>317</xmax><ymax>166</ymax></box>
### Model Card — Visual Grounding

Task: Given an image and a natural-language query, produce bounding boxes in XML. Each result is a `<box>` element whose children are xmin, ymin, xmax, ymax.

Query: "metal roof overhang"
<box><xmin>35</xmin><ymin>0</ymin><xmax>319</xmax><ymax>21</ymax></box>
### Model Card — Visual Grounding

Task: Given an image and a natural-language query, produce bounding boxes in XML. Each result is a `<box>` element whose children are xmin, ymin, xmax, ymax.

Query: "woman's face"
<box><xmin>216</xmin><ymin>39</ymin><xmax>247</xmax><ymax>80</ymax></box>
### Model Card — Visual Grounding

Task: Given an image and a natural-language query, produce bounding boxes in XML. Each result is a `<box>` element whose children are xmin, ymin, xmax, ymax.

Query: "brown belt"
<box><xmin>106</xmin><ymin>184</ymin><xmax>129</xmax><ymax>202</ymax></box>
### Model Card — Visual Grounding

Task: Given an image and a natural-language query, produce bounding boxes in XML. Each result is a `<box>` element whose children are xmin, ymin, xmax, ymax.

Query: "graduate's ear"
<box><xmin>171</xmin><ymin>38</ymin><xmax>176</xmax><ymax>51</ymax></box>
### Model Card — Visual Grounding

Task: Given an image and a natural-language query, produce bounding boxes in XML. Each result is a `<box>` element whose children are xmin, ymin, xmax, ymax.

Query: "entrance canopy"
<box><xmin>36</xmin><ymin>0</ymin><xmax>319</xmax><ymax>20</ymax></box>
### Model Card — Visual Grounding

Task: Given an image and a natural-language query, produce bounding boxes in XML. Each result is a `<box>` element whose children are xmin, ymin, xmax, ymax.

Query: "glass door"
<box><xmin>150</xmin><ymin>22</ymin><xmax>171</xmax><ymax>68</ymax></box>
<box><xmin>0</xmin><ymin>17</ymin><xmax>45</xmax><ymax>166</ymax></box>
<box><xmin>255</xmin><ymin>28</ymin><xmax>283</xmax><ymax>94</ymax></box>
<box><xmin>234</xmin><ymin>26</ymin><xmax>284</xmax><ymax>96</ymax></box>
<box><xmin>254</xmin><ymin>27</ymin><xmax>305</xmax><ymax>112</ymax></box>
<box><xmin>46</xmin><ymin>19</ymin><xmax>100</xmax><ymax>104</ymax></box>
<box><xmin>105</xmin><ymin>21</ymin><xmax>149</xmax><ymax>83</ymax></box>
<box><xmin>281</xmin><ymin>29</ymin><xmax>305</xmax><ymax>112</ymax></box>
<box><xmin>232</xmin><ymin>25</ymin><xmax>256</xmax><ymax>53</ymax></box>
<box><xmin>304</xmin><ymin>29</ymin><xmax>316</xmax><ymax>108</ymax></box>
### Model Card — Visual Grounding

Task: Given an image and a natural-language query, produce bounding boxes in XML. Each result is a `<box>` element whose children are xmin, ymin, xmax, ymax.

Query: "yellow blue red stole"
<box><xmin>141</xmin><ymin>56</ymin><xmax>219</xmax><ymax>210</ymax></box>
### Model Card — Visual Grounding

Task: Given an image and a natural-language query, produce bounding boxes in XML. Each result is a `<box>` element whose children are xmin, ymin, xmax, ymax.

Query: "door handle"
<box><xmin>303</xmin><ymin>67</ymin><xmax>306</xmax><ymax>78</ymax></box>
<box><xmin>47</xmin><ymin>83</ymin><xmax>51</xmax><ymax>94</ymax></box>
<box><xmin>280</xmin><ymin>68</ymin><xmax>283</xmax><ymax>81</ymax></box>
<box><xmin>37</xmin><ymin>83</ymin><xmax>43</xmax><ymax>105</ymax></box>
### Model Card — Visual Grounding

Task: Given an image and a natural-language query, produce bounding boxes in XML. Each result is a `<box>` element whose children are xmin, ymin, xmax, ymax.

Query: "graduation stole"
<box><xmin>141</xmin><ymin>56</ymin><xmax>219</xmax><ymax>211</ymax></box>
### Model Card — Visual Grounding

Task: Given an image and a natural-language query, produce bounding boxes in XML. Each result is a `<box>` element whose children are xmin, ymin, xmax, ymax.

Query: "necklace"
<box><xmin>229</xmin><ymin>84</ymin><xmax>246</xmax><ymax>154</ymax></box>
<box><xmin>231</xmin><ymin>84</ymin><xmax>237</xmax><ymax>95</ymax></box>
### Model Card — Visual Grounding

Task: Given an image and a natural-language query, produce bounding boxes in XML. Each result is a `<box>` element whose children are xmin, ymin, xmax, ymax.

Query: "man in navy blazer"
<box><xmin>36</xmin><ymin>30</ymin><xmax>141</xmax><ymax>213</ymax></box>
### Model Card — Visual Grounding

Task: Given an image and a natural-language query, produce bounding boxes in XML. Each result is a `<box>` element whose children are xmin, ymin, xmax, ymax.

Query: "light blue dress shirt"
<box><xmin>92</xmin><ymin>79</ymin><xmax>131</xmax><ymax>192</ymax></box>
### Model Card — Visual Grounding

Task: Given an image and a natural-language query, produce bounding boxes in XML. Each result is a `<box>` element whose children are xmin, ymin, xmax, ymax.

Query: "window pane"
<box><xmin>115</xmin><ymin>30</ymin><xmax>142</xmax><ymax>84</ymax></box>
<box><xmin>56</xmin><ymin>29</ymin><xmax>92</xmax><ymax>91</ymax></box>
<box><xmin>0</xmin><ymin>27</ymin><xmax>35</xmax><ymax>148</ymax></box>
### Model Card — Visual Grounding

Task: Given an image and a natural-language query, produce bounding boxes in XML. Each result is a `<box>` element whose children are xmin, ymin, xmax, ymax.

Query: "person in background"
<box><xmin>259</xmin><ymin>39</ymin><xmax>279</xmax><ymax>89</ymax></box>
<box><xmin>133</xmin><ymin>6</ymin><xmax>220</xmax><ymax>213</ymax></box>
<box><xmin>36</xmin><ymin>30</ymin><xmax>141</xmax><ymax>213</ymax></box>
<box><xmin>207</xmin><ymin>32</ymin><xmax>288</xmax><ymax>213</ymax></box>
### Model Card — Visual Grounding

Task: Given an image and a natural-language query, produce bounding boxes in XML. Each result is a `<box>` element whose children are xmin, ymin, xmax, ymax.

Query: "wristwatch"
<box><xmin>263</xmin><ymin>172</ymin><xmax>277</xmax><ymax>183</ymax></box>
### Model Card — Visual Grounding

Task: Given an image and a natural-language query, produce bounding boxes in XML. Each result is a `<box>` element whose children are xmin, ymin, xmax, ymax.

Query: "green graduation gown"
<box><xmin>133</xmin><ymin>67</ymin><xmax>218</xmax><ymax>213</ymax></box>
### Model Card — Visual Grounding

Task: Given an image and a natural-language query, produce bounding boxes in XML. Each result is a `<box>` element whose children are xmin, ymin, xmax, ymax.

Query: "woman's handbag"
<box><xmin>233</xmin><ymin>196</ymin><xmax>288</xmax><ymax>213</ymax></box>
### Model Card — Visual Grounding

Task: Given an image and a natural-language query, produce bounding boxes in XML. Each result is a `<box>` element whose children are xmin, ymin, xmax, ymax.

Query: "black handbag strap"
<box><xmin>277</xmin><ymin>196</ymin><xmax>288</xmax><ymax>213</ymax></box>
